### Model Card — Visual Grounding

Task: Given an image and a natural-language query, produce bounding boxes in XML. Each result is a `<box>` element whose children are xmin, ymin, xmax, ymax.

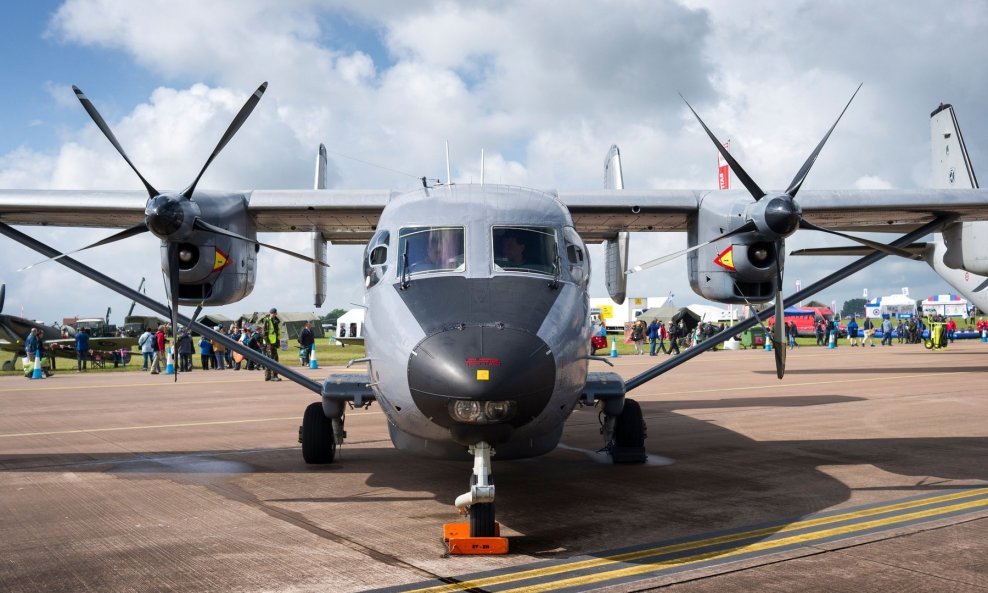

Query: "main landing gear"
<box><xmin>604</xmin><ymin>398</ymin><xmax>648</xmax><ymax>463</ymax></box>
<box><xmin>582</xmin><ymin>371</ymin><xmax>648</xmax><ymax>463</ymax></box>
<box><xmin>299</xmin><ymin>401</ymin><xmax>344</xmax><ymax>464</ymax></box>
<box><xmin>445</xmin><ymin>441</ymin><xmax>509</xmax><ymax>555</ymax></box>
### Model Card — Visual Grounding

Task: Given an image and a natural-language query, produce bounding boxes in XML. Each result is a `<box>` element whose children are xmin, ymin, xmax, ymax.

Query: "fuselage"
<box><xmin>925</xmin><ymin>234</ymin><xmax>988</xmax><ymax>313</ymax></box>
<box><xmin>361</xmin><ymin>184</ymin><xmax>593</xmax><ymax>459</ymax></box>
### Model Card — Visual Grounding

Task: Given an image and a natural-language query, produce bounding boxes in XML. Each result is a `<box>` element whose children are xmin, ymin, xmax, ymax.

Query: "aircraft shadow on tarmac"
<box><xmin>3</xmin><ymin>394</ymin><xmax>985</xmax><ymax>560</ymax></box>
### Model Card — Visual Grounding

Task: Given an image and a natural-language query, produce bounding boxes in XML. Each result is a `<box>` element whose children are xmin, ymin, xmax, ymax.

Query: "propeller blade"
<box><xmin>785</xmin><ymin>84</ymin><xmax>862</xmax><ymax>197</ymax></box>
<box><xmin>773</xmin><ymin>251</ymin><xmax>787</xmax><ymax>379</ymax></box>
<box><xmin>973</xmin><ymin>277</ymin><xmax>988</xmax><ymax>293</ymax></box>
<box><xmin>629</xmin><ymin>220</ymin><xmax>757</xmax><ymax>273</ymax></box>
<box><xmin>622</xmin><ymin>214</ymin><xmax>957</xmax><ymax>393</ymax></box>
<box><xmin>167</xmin><ymin>243</ymin><xmax>181</xmax><ymax>383</ymax></box>
<box><xmin>18</xmin><ymin>222</ymin><xmax>149</xmax><ymax>272</ymax></box>
<box><xmin>72</xmin><ymin>86</ymin><xmax>159</xmax><ymax>198</ymax></box>
<box><xmin>798</xmin><ymin>219</ymin><xmax>922</xmax><ymax>260</ymax></box>
<box><xmin>0</xmin><ymin>283</ymin><xmax>4</xmax><ymax>314</ymax></box>
<box><xmin>182</xmin><ymin>82</ymin><xmax>268</xmax><ymax>200</ymax></box>
<box><xmin>192</xmin><ymin>218</ymin><xmax>331</xmax><ymax>268</ymax></box>
<box><xmin>681</xmin><ymin>94</ymin><xmax>765</xmax><ymax>200</ymax></box>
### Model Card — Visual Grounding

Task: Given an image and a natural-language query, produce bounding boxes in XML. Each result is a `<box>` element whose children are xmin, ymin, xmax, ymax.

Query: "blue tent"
<box><xmin>783</xmin><ymin>306</ymin><xmax>814</xmax><ymax>316</ymax></box>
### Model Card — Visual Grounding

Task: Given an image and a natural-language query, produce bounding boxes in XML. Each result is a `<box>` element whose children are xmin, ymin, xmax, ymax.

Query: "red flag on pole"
<box><xmin>717</xmin><ymin>139</ymin><xmax>731</xmax><ymax>190</ymax></box>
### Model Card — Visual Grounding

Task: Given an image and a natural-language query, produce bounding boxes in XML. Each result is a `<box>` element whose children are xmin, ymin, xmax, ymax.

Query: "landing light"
<box><xmin>449</xmin><ymin>400</ymin><xmax>517</xmax><ymax>424</ymax></box>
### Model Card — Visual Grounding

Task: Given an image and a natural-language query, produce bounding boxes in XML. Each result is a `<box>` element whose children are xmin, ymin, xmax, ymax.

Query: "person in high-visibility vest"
<box><xmin>262</xmin><ymin>308</ymin><xmax>282</xmax><ymax>381</ymax></box>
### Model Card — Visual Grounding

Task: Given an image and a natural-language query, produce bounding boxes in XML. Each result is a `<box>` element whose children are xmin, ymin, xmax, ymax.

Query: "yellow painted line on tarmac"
<box><xmin>403</xmin><ymin>487</ymin><xmax>988</xmax><ymax>593</ymax></box>
<box><xmin>499</xmin><ymin>497</ymin><xmax>988</xmax><ymax>593</ymax></box>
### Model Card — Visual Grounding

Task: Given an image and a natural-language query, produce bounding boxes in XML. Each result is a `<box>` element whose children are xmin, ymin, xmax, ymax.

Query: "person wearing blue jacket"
<box><xmin>198</xmin><ymin>335</ymin><xmax>214</xmax><ymax>370</ymax></box>
<box><xmin>75</xmin><ymin>328</ymin><xmax>90</xmax><ymax>371</ymax></box>
<box><xmin>847</xmin><ymin>317</ymin><xmax>860</xmax><ymax>346</ymax></box>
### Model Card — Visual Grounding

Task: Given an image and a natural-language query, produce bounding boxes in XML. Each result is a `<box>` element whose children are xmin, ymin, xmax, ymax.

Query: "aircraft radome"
<box><xmin>2</xmin><ymin>83</ymin><xmax>987</xmax><ymax>552</ymax></box>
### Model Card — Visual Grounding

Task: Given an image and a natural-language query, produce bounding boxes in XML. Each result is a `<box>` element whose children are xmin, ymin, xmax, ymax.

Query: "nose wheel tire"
<box><xmin>301</xmin><ymin>401</ymin><xmax>337</xmax><ymax>464</ymax></box>
<box><xmin>470</xmin><ymin>502</ymin><xmax>497</xmax><ymax>537</ymax></box>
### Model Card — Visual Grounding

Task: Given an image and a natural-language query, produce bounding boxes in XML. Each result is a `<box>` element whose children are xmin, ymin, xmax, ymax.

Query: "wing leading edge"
<box><xmin>3</xmin><ymin>186</ymin><xmax>988</xmax><ymax>243</ymax></box>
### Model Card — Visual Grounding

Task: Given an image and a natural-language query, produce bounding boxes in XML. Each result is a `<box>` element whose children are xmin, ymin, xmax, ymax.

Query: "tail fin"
<box><xmin>315</xmin><ymin>144</ymin><xmax>329</xmax><ymax>189</ymax></box>
<box><xmin>930</xmin><ymin>103</ymin><xmax>978</xmax><ymax>189</ymax></box>
<box><xmin>603</xmin><ymin>145</ymin><xmax>629</xmax><ymax>304</ymax></box>
<box><xmin>932</xmin><ymin>104</ymin><xmax>988</xmax><ymax>278</ymax></box>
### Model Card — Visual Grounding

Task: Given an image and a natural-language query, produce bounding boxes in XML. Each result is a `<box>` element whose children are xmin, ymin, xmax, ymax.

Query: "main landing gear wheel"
<box><xmin>301</xmin><ymin>402</ymin><xmax>336</xmax><ymax>464</ymax></box>
<box><xmin>611</xmin><ymin>398</ymin><xmax>647</xmax><ymax>464</ymax></box>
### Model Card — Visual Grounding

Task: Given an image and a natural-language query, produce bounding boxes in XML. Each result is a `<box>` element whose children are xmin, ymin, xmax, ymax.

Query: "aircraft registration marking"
<box><xmin>387</xmin><ymin>487</ymin><xmax>988</xmax><ymax>593</ymax></box>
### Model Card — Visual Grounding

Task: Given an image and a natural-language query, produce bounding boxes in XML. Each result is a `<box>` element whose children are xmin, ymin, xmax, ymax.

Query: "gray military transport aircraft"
<box><xmin>1</xmin><ymin>82</ymin><xmax>987</xmax><ymax>548</ymax></box>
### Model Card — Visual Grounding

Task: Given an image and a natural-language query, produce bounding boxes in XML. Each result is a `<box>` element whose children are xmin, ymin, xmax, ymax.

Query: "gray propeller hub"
<box><xmin>145</xmin><ymin>194</ymin><xmax>200</xmax><ymax>240</ymax></box>
<box><xmin>748</xmin><ymin>194</ymin><xmax>801</xmax><ymax>238</ymax></box>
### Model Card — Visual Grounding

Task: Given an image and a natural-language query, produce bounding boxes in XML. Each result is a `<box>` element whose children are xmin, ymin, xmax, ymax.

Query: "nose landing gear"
<box><xmin>444</xmin><ymin>441</ymin><xmax>509</xmax><ymax>555</ymax></box>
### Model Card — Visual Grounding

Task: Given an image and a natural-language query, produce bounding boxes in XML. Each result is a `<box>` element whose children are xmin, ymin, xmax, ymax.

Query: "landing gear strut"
<box><xmin>444</xmin><ymin>441</ymin><xmax>509</xmax><ymax>554</ymax></box>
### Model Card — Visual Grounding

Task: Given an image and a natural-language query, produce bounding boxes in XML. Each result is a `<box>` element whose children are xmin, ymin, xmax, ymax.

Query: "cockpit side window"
<box><xmin>363</xmin><ymin>229</ymin><xmax>390</xmax><ymax>288</ymax></box>
<box><xmin>398</xmin><ymin>226</ymin><xmax>465</xmax><ymax>276</ymax></box>
<box><xmin>492</xmin><ymin>226</ymin><xmax>557</xmax><ymax>275</ymax></box>
<box><xmin>563</xmin><ymin>227</ymin><xmax>589</xmax><ymax>286</ymax></box>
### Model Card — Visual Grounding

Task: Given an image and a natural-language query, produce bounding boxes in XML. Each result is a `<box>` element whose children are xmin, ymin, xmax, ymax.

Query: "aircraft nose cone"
<box><xmin>145</xmin><ymin>195</ymin><xmax>186</xmax><ymax>237</ymax></box>
<box><xmin>407</xmin><ymin>325</ymin><xmax>556</xmax><ymax>443</ymax></box>
<box><xmin>763</xmin><ymin>195</ymin><xmax>801</xmax><ymax>237</ymax></box>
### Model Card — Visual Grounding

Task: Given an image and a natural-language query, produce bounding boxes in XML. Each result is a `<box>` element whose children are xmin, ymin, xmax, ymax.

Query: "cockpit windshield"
<box><xmin>492</xmin><ymin>226</ymin><xmax>557</xmax><ymax>275</ymax></box>
<box><xmin>399</xmin><ymin>226</ymin><xmax>465</xmax><ymax>275</ymax></box>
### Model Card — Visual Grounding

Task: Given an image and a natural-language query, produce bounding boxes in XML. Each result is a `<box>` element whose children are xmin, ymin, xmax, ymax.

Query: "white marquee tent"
<box><xmin>921</xmin><ymin>294</ymin><xmax>971</xmax><ymax>318</ymax></box>
<box><xmin>863</xmin><ymin>294</ymin><xmax>917</xmax><ymax>319</ymax></box>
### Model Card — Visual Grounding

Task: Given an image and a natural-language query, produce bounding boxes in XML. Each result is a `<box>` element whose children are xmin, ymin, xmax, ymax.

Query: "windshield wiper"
<box><xmin>400</xmin><ymin>245</ymin><xmax>410</xmax><ymax>289</ymax></box>
<box><xmin>549</xmin><ymin>242</ymin><xmax>561</xmax><ymax>290</ymax></box>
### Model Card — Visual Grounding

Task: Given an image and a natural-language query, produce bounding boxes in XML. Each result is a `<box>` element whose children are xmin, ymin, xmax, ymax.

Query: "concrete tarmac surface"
<box><xmin>1</xmin><ymin>340</ymin><xmax>986</xmax><ymax>592</ymax></box>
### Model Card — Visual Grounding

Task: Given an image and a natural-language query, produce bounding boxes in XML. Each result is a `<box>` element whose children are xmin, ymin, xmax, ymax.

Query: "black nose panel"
<box><xmin>408</xmin><ymin>325</ymin><xmax>555</xmax><ymax>430</ymax></box>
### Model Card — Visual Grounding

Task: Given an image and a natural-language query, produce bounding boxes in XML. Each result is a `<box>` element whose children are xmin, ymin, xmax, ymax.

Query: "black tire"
<box><xmin>301</xmin><ymin>402</ymin><xmax>336</xmax><ymax>464</ymax></box>
<box><xmin>924</xmin><ymin>340</ymin><xmax>933</xmax><ymax>350</ymax></box>
<box><xmin>470</xmin><ymin>502</ymin><xmax>496</xmax><ymax>537</ymax></box>
<box><xmin>614</xmin><ymin>398</ymin><xmax>646</xmax><ymax>449</ymax></box>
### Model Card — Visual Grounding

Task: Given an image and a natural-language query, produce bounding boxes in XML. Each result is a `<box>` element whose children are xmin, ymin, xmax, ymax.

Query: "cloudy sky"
<box><xmin>1</xmin><ymin>0</ymin><xmax>986</xmax><ymax>324</ymax></box>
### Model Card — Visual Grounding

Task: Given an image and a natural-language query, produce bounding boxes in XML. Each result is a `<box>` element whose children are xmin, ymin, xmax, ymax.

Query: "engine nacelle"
<box><xmin>687</xmin><ymin>191</ymin><xmax>780</xmax><ymax>304</ymax></box>
<box><xmin>159</xmin><ymin>191</ymin><xmax>257</xmax><ymax>306</ymax></box>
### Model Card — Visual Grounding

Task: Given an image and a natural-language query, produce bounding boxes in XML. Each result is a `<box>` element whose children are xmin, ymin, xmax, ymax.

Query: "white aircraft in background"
<box><xmin>1</xmin><ymin>83</ymin><xmax>987</xmax><ymax>551</ymax></box>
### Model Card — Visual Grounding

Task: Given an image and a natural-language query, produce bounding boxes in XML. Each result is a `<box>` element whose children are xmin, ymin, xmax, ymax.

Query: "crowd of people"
<box><xmin>591</xmin><ymin>313</ymin><xmax>988</xmax><ymax>356</ymax></box>
<box><xmin>592</xmin><ymin>317</ymin><xmax>731</xmax><ymax>357</ymax></box>
<box><xmin>134</xmin><ymin>309</ymin><xmax>315</xmax><ymax>381</ymax></box>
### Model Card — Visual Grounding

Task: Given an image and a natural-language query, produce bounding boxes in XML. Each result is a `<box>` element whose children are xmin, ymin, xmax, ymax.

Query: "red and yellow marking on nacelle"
<box><xmin>713</xmin><ymin>245</ymin><xmax>735</xmax><ymax>271</ymax></box>
<box><xmin>212</xmin><ymin>247</ymin><xmax>231</xmax><ymax>272</ymax></box>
